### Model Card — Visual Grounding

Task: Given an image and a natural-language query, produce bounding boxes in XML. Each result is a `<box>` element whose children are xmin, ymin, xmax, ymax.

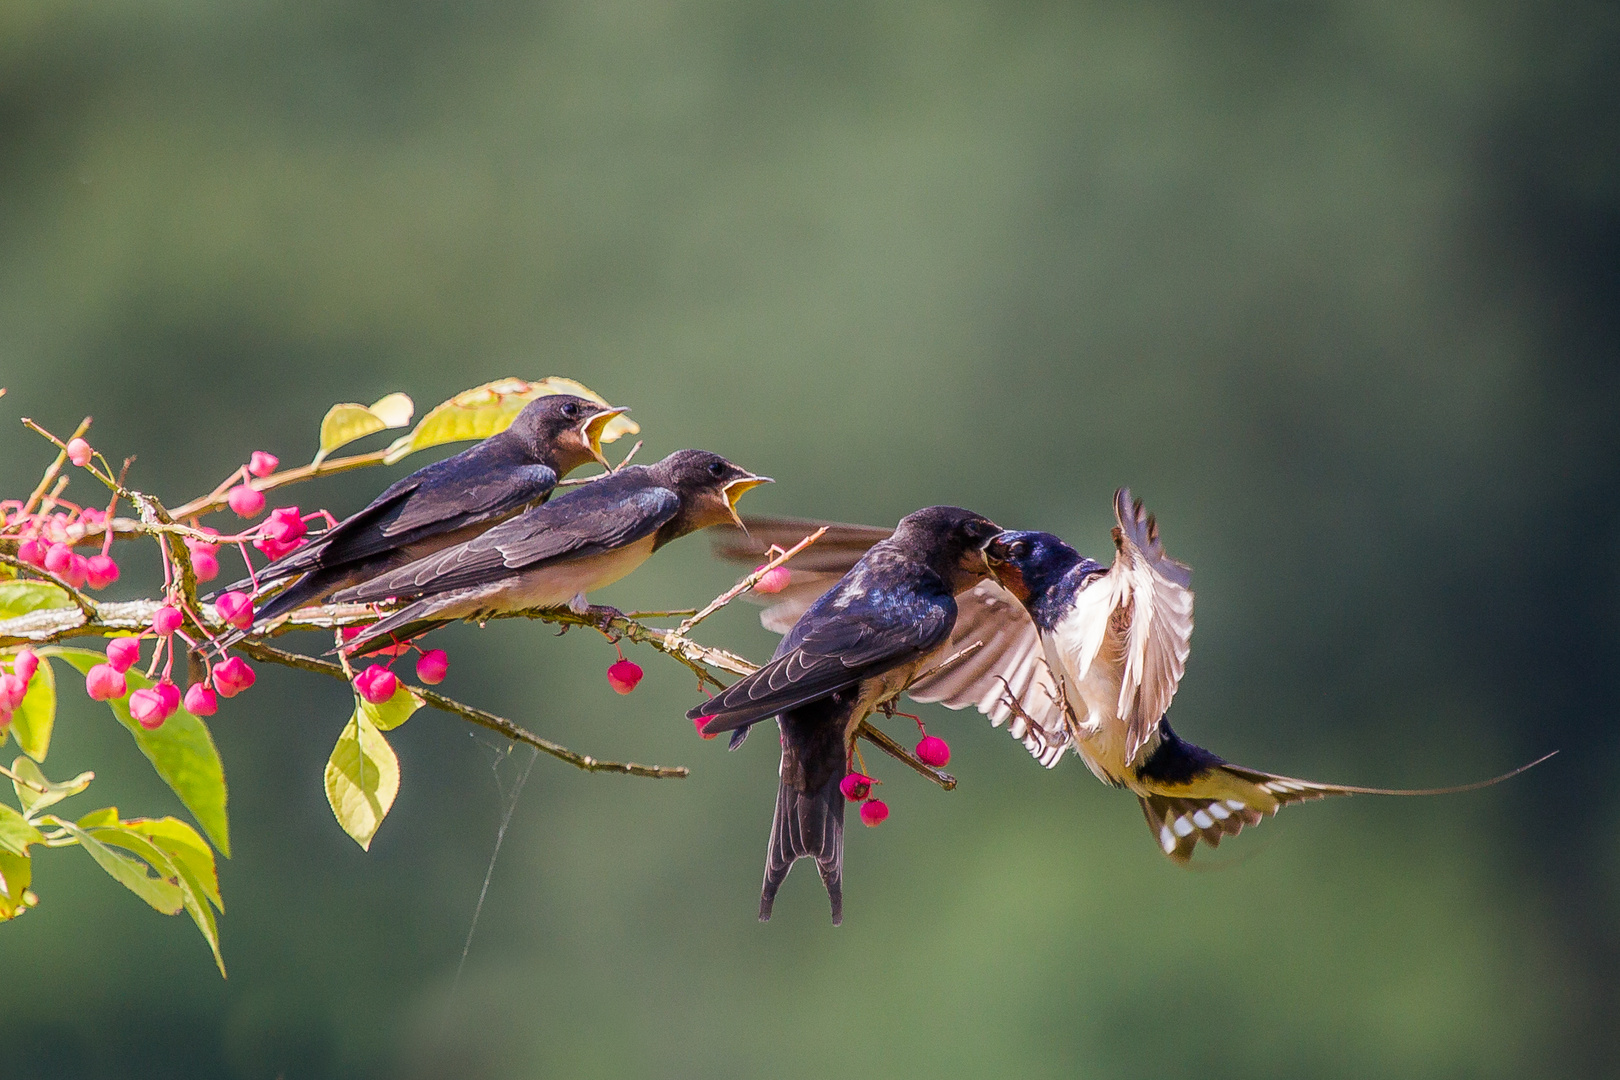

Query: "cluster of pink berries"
<box><xmin>82</xmin><ymin>602</ymin><xmax>258</xmax><ymax>728</ymax></box>
<box><xmin>6</xmin><ymin>504</ymin><xmax>120</xmax><ymax>590</ymax></box>
<box><xmin>839</xmin><ymin>773</ymin><xmax>890</xmax><ymax>826</ymax></box>
<box><xmin>0</xmin><ymin>648</ymin><xmax>41</xmax><ymax>729</ymax></box>
<box><xmin>348</xmin><ymin>644</ymin><xmax>449</xmax><ymax>704</ymax></box>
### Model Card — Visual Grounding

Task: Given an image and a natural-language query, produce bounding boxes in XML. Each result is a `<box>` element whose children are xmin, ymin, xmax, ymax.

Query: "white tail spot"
<box><xmin>1159</xmin><ymin>825</ymin><xmax>1176</xmax><ymax>853</ymax></box>
<box><xmin>1192</xmin><ymin>809</ymin><xmax>1214</xmax><ymax>829</ymax></box>
<box><xmin>1171</xmin><ymin>816</ymin><xmax>1195</xmax><ymax>838</ymax></box>
<box><xmin>1225</xmin><ymin>800</ymin><xmax>1246</xmax><ymax>811</ymax></box>
<box><xmin>1207</xmin><ymin>802</ymin><xmax>1231</xmax><ymax>820</ymax></box>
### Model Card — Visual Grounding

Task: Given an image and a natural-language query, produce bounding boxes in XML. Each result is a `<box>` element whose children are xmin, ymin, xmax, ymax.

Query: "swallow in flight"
<box><xmin>220</xmin><ymin>393</ymin><xmax>630</xmax><ymax>641</ymax></box>
<box><xmin>333</xmin><ymin>450</ymin><xmax>770</xmax><ymax>654</ymax></box>
<box><xmin>690</xmin><ymin>506</ymin><xmax>1002</xmax><ymax>924</ymax></box>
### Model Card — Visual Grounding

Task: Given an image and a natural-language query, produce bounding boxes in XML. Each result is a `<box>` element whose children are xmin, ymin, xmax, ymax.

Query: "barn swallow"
<box><xmin>331</xmin><ymin>450</ymin><xmax>770</xmax><ymax>654</ymax></box>
<box><xmin>219</xmin><ymin>394</ymin><xmax>629</xmax><ymax>642</ymax></box>
<box><xmin>985</xmin><ymin>489</ymin><xmax>1553</xmax><ymax>862</ymax></box>
<box><xmin>690</xmin><ymin>506</ymin><xmax>1002</xmax><ymax>924</ymax></box>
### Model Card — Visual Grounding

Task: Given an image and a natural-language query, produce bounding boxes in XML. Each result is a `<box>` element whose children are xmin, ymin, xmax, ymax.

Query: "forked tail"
<box><xmin>760</xmin><ymin>771</ymin><xmax>845</xmax><ymax>925</ymax></box>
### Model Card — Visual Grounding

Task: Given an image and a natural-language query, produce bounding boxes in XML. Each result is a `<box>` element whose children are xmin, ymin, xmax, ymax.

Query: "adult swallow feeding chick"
<box><xmin>985</xmin><ymin>488</ymin><xmax>1552</xmax><ymax>862</ymax></box>
<box><xmin>332</xmin><ymin>450</ymin><xmax>770</xmax><ymax>654</ymax></box>
<box><xmin>221</xmin><ymin>393</ymin><xmax>630</xmax><ymax>640</ymax></box>
<box><xmin>690</xmin><ymin>506</ymin><xmax>1002</xmax><ymax>924</ymax></box>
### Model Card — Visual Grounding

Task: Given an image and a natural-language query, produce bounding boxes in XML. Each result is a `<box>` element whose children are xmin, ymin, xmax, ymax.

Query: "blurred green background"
<box><xmin>2</xmin><ymin>1</ymin><xmax>1616</xmax><ymax>1076</ymax></box>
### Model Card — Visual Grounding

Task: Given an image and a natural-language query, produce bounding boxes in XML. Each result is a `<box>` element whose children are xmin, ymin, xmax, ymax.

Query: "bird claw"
<box><xmin>586</xmin><ymin>604</ymin><xmax>625</xmax><ymax>640</ymax></box>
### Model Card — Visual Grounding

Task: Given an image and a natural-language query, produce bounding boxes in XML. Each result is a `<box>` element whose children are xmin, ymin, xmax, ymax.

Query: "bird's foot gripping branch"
<box><xmin>0</xmin><ymin>379</ymin><xmax>949</xmax><ymax>974</ymax></box>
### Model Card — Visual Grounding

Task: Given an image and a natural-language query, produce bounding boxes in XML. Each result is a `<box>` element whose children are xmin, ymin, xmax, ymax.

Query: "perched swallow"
<box><xmin>221</xmin><ymin>393</ymin><xmax>629</xmax><ymax>640</ymax></box>
<box><xmin>690</xmin><ymin>506</ymin><xmax>1002</xmax><ymax>924</ymax></box>
<box><xmin>331</xmin><ymin>450</ymin><xmax>770</xmax><ymax>654</ymax></box>
<box><xmin>985</xmin><ymin>489</ymin><xmax>1552</xmax><ymax>862</ymax></box>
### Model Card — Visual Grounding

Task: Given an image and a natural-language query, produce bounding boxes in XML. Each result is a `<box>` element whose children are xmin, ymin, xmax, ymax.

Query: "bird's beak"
<box><xmin>723</xmin><ymin>474</ymin><xmax>773</xmax><ymax>528</ymax></box>
<box><xmin>580</xmin><ymin>406</ymin><xmax>630</xmax><ymax>469</ymax></box>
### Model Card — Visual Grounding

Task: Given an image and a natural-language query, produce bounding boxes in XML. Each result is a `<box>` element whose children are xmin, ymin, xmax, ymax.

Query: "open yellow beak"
<box><xmin>723</xmin><ymin>474</ymin><xmax>773</xmax><ymax>528</ymax></box>
<box><xmin>580</xmin><ymin>406</ymin><xmax>630</xmax><ymax>469</ymax></box>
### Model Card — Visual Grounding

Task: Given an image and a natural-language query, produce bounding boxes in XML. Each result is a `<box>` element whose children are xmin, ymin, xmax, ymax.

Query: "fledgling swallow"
<box><xmin>690</xmin><ymin>506</ymin><xmax>1002</xmax><ymax>924</ymax></box>
<box><xmin>219</xmin><ymin>393</ymin><xmax>630</xmax><ymax>642</ymax></box>
<box><xmin>985</xmin><ymin>489</ymin><xmax>1553</xmax><ymax>862</ymax></box>
<box><xmin>331</xmin><ymin>449</ymin><xmax>770</xmax><ymax>654</ymax></box>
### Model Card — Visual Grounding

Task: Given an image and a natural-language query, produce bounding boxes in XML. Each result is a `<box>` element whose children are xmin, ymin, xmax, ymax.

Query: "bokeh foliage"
<box><xmin>1</xmin><ymin>0</ymin><xmax>1616</xmax><ymax>1077</ymax></box>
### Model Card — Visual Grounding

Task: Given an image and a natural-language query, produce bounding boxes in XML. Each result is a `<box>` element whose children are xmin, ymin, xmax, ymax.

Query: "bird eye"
<box><xmin>561</xmin><ymin>401</ymin><xmax>580</xmax><ymax>418</ymax></box>
<box><xmin>707</xmin><ymin>461</ymin><xmax>727</xmax><ymax>478</ymax></box>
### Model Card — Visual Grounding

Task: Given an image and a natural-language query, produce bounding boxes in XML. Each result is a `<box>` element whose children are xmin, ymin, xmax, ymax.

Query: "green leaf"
<box><xmin>9</xmin><ymin>654</ymin><xmax>55</xmax><ymax>761</ymax></box>
<box><xmin>0</xmin><ymin>580</ymin><xmax>73</xmax><ymax>621</ymax></box>
<box><xmin>123</xmin><ymin>816</ymin><xmax>221</xmax><ymax>912</ymax></box>
<box><xmin>46</xmin><ymin>817</ymin><xmax>183</xmax><ymax>915</ymax></box>
<box><xmin>0</xmin><ymin>803</ymin><xmax>44</xmax><ymax>856</ymax></box>
<box><xmin>314</xmin><ymin>392</ymin><xmax>416</xmax><ymax>464</ymax></box>
<box><xmin>9</xmin><ymin>755</ymin><xmax>92</xmax><ymax>817</ymax></box>
<box><xmin>359</xmin><ymin>683</ymin><xmax>422</xmax><ymax>732</ymax></box>
<box><xmin>0</xmin><ymin>851</ymin><xmax>35</xmax><ymax>920</ymax></box>
<box><xmin>324</xmin><ymin>710</ymin><xmax>399</xmax><ymax>851</ymax></box>
<box><xmin>380</xmin><ymin>377</ymin><xmax>638</xmax><ymax>465</ymax></box>
<box><xmin>43</xmin><ymin>650</ymin><xmax>230</xmax><ymax>857</ymax></box>
<box><xmin>76</xmin><ymin>805</ymin><xmax>118</xmax><ymax>828</ymax></box>
<box><xmin>95</xmin><ymin>819</ymin><xmax>225</xmax><ymax>976</ymax></box>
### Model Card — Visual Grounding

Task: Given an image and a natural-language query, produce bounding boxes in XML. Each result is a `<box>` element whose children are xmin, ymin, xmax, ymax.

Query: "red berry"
<box><xmin>248</xmin><ymin>451</ymin><xmax>280</xmax><ymax>478</ymax></box>
<box><xmin>753</xmin><ymin>565</ymin><xmax>791</xmax><ymax>594</ymax></box>
<box><xmin>105</xmin><ymin>636</ymin><xmax>142</xmax><ymax>673</ymax></box>
<box><xmin>227</xmin><ymin>484</ymin><xmax>265</xmax><ymax>518</ymax></box>
<box><xmin>66</xmin><ymin>438</ymin><xmax>92</xmax><ymax>467</ymax></box>
<box><xmin>606</xmin><ymin>659</ymin><xmax>643</xmax><ymax>695</ymax></box>
<box><xmin>215</xmin><ymin>591</ymin><xmax>254</xmax><ymax>630</ymax></box>
<box><xmin>859</xmin><ymin>799</ymin><xmax>890</xmax><ymax>827</ymax></box>
<box><xmin>915</xmin><ymin>735</ymin><xmax>951</xmax><ymax>768</ymax></box>
<box><xmin>151</xmin><ymin>605</ymin><xmax>183</xmax><ymax>636</ymax></box>
<box><xmin>356</xmin><ymin>664</ymin><xmax>398</xmax><ymax>704</ymax></box>
<box><xmin>85</xmin><ymin>554</ymin><xmax>120</xmax><ymax>589</ymax></box>
<box><xmin>211</xmin><ymin>656</ymin><xmax>256</xmax><ymax>697</ymax></box>
<box><xmin>415</xmin><ymin>648</ymin><xmax>448</xmax><ymax>684</ymax></box>
<box><xmin>839</xmin><ymin>773</ymin><xmax>874</xmax><ymax>801</ymax></box>
<box><xmin>183</xmin><ymin>683</ymin><xmax>218</xmax><ymax>717</ymax></box>
<box><xmin>85</xmin><ymin>663</ymin><xmax>127</xmax><ymax>701</ymax></box>
<box><xmin>692</xmin><ymin>715</ymin><xmax>718</xmax><ymax>740</ymax></box>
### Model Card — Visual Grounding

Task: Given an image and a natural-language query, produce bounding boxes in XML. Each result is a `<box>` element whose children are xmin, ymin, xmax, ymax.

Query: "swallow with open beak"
<box><xmin>331</xmin><ymin>449</ymin><xmax>770</xmax><ymax>654</ymax></box>
<box><xmin>984</xmin><ymin>488</ymin><xmax>1553</xmax><ymax>862</ymax></box>
<box><xmin>218</xmin><ymin>393</ymin><xmax>629</xmax><ymax>641</ymax></box>
<box><xmin>690</xmin><ymin>506</ymin><xmax>1001</xmax><ymax>924</ymax></box>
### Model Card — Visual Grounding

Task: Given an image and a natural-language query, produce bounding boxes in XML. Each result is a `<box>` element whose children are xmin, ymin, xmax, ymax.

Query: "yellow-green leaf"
<box><xmin>9</xmin><ymin>655</ymin><xmax>55</xmax><ymax>762</ymax></box>
<box><xmin>77</xmin><ymin>806</ymin><xmax>118</xmax><ymax>828</ymax></box>
<box><xmin>381</xmin><ymin>377</ymin><xmax>639</xmax><ymax>465</ymax></box>
<box><xmin>0</xmin><ymin>803</ymin><xmax>44</xmax><ymax>856</ymax></box>
<box><xmin>358</xmin><ymin>683</ymin><xmax>422</xmax><ymax>732</ymax></box>
<box><xmin>0</xmin><ymin>580</ymin><xmax>73</xmax><ymax>621</ymax></box>
<box><xmin>124</xmin><ymin>816</ymin><xmax>221</xmax><ymax>912</ymax></box>
<box><xmin>47</xmin><ymin>817</ymin><xmax>183</xmax><ymax>915</ymax></box>
<box><xmin>0</xmin><ymin>851</ymin><xmax>34</xmax><ymax>920</ymax></box>
<box><xmin>314</xmin><ymin>392</ymin><xmax>417</xmax><ymax>463</ymax></box>
<box><xmin>10</xmin><ymin>755</ymin><xmax>92</xmax><ymax>818</ymax></box>
<box><xmin>324</xmin><ymin>710</ymin><xmax>399</xmax><ymax>850</ymax></box>
<box><xmin>95</xmin><ymin>819</ymin><xmax>225</xmax><ymax>976</ymax></box>
<box><xmin>44</xmin><ymin>650</ymin><xmax>230</xmax><ymax>857</ymax></box>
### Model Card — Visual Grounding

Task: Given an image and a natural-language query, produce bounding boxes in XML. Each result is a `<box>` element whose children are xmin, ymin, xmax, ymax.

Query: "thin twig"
<box><xmin>235</xmin><ymin>640</ymin><xmax>689</xmax><ymax>779</ymax></box>
<box><xmin>674</xmin><ymin>527</ymin><xmax>827</xmax><ymax>637</ymax></box>
<box><xmin>856</xmin><ymin>720</ymin><xmax>956</xmax><ymax>790</ymax></box>
<box><xmin>20</xmin><ymin>417</ymin><xmax>91</xmax><ymax>517</ymax></box>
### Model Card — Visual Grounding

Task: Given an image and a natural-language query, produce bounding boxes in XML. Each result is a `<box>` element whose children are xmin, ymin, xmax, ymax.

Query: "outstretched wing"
<box><xmin>334</xmin><ymin>472</ymin><xmax>678</xmax><ymax>602</ymax></box>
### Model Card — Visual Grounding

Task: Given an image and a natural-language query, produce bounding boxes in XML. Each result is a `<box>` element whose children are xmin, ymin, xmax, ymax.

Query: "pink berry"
<box><xmin>0</xmin><ymin>674</ymin><xmax>26</xmax><ymax>712</ymax></box>
<box><xmin>190</xmin><ymin>551</ymin><xmax>220</xmax><ymax>582</ymax></box>
<box><xmin>859</xmin><ymin>799</ymin><xmax>890</xmax><ymax>827</ymax></box>
<box><xmin>211</xmin><ymin>656</ymin><xmax>256</xmax><ymax>698</ymax></box>
<box><xmin>839</xmin><ymin>773</ymin><xmax>874</xmax><ymax>801</ymax></box>
<box><xmin>692</xmin><ymin>715</ymin><xmax>718</xmax><ymax>740</ymax></box>
<box><xmin>248</xmin><ymin>451</ymin><xmax>280</xmax><ymax>478</ymax></box>
<box><xmin>13</xmin><ymin>649</ymin><xmax>39</xmax><ymax>685</ymax></box>
<box><xmin>227</xmin><ymin>484</ymin><xmax>265</xmax><ymax>518</ymax></box>
<box><xmin>61</xmin><ymin>554</ymin><xmax>90</xmax><ymax>589</ymax></box>
<box><xmin>78</xmin><ymin>507</ymin><xmax>104</xmax><ymax>526</ymax></box>
<box><xmin>183</xmin><ymin>683</ymin><xmax>218</xmax><ymax>717</ymax></box>
<box><xmin>606</xmin><ymin>659</ymin><xmax>643</xmax><ymax>695</ymax></box>
<box><xmin>105</xmin><ymin>636</ymin><xmax>142</xmax><ymax>673</ymax></box>
<box><xmin>151</xmin><ymin>605</ymin><xmax>183</xmax><ymax>636</ymax></box>
<box><xmin>85</xmin><ymin>663</ymin><xmax>127</xmax><ymax>701</ymax></box>
<box><xmin>85</xmin><ymin>554</ymin><xmax>120</xmax><ymax>589</ymax></box>
<box><xmin>415</xmin><ymin>649</ymin><xmax>449</xmax><ymax>684</ymax></box>
<box><xmin>43</xmin><ymin>542</ymin><xmax>73</xmax><ymax>573</ymax></box>
<box><xmin>215</xmin><ymin>591</ymin><xmax>254</xmax><ymax>630</ymax></box>
<box><xmin>356</xmin><ymin>665</ymin><xmax>398</xmax><ymax>704</ymax></box>
<box><xmin>129</xmin><ymin>685</ymin><xmax>175</xmax><ymax>729</ymax></box>
<box><xmin>66</xmin><ymin>438</ymin><xmax>92</xmax><ymax>467</ymax></box>
<box><xmin>753</xmin><ymin>565</ymin><xmax>792</xmax><ymax>594</ymax></box>
<box><xmin>16</xmin><ymin>539</ymin><xmax>46</xmax><ymax>567</ymax></box>
<box><xmin>340</xmin><ymin>625</ymin><xmax>363</xmax><ymax>642</ymax></box>
<box><xmin>915</xmin><ymin>735</ymin><xmax>951</xmax><ymax>768</ymax></box>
